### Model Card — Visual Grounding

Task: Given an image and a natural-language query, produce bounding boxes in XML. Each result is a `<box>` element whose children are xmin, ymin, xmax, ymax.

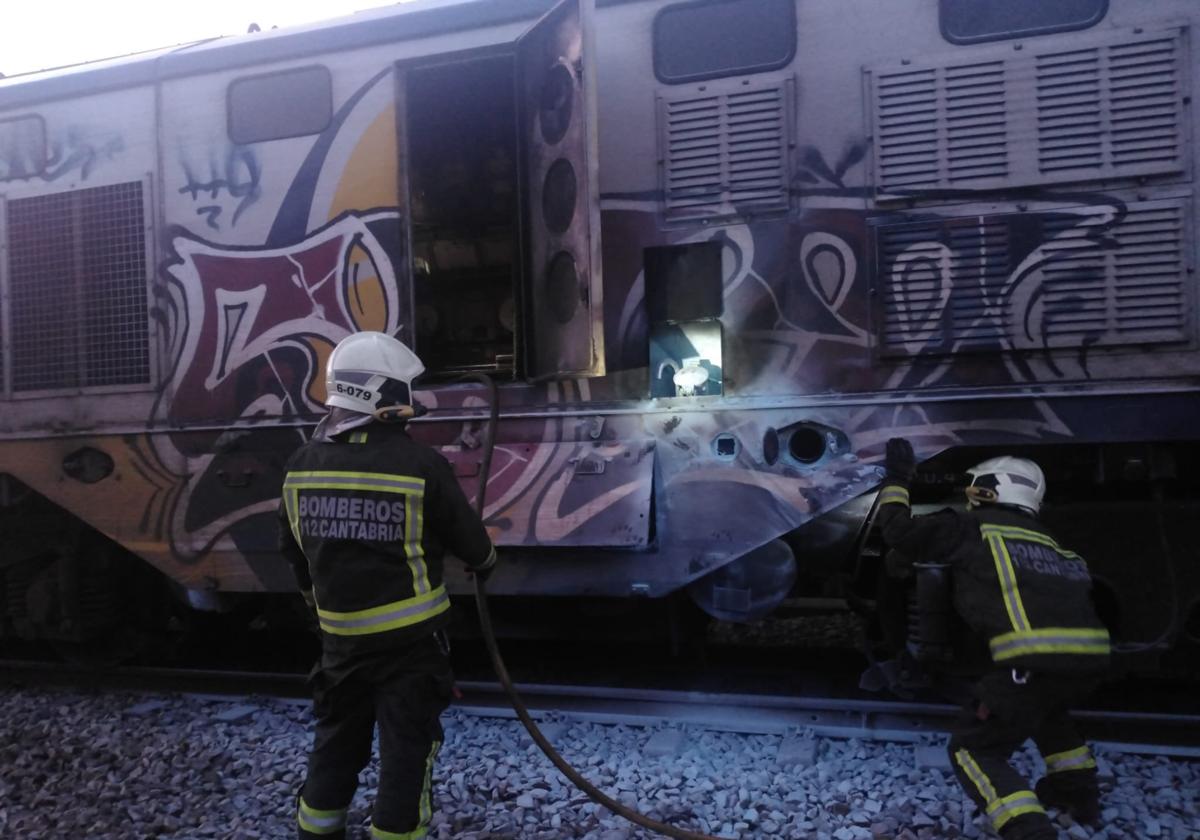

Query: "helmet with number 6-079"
<box><xmin>324</xmin><ymin>332</ymin><xmax>425</xmax><ymax>417</ymax></box>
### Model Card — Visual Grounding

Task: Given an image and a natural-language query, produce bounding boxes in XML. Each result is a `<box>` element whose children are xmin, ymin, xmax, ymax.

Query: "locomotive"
<box><xmin>0</xmin><ymin>0</ymin><xmax>1197</xmax><ymax>660</ymax></box>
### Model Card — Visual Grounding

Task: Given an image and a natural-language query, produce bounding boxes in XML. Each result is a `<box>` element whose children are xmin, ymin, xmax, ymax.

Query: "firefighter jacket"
<box><xmin>876</xmin><ymin>482</ymin><xmax>1110</xmax><ymax>673</ymax></box>
<box><xmin>278</xmin><ymin>420</ymin><xmax>495</xmax><ymax>661</ymax></box>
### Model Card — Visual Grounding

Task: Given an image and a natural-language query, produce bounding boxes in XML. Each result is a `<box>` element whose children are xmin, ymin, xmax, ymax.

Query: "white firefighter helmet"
<box><xmin>324</xmin><ymin>332</ymin><xmax>424</xmax><ymax>416</ymax></box>
<box><xmin>964</xmin><ymin>455</ymin><xmax>1046</xmax><ymax>514</ymax></box>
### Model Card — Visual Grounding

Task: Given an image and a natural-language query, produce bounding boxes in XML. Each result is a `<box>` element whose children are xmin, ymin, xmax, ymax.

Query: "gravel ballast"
<box><xmin>0</xmin><ymin>688</ymin><xmax>1196</xmax><ymax>839</ymax></box>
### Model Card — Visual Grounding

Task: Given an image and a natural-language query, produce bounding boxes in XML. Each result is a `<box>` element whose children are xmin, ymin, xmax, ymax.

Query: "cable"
<box><xmin>460</xmin><ymin>373</ymin><xmax>725</xmax><ymax>840</ymax></box>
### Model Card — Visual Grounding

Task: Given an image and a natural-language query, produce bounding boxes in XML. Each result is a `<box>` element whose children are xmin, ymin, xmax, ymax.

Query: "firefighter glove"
<box><xmin>885</xmin><ymin>437</ymin><xmax>917</xmax><ymax>483</ymax></box>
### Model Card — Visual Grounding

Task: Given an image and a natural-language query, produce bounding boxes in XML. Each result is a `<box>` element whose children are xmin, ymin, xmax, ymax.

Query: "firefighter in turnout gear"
<box><xmin>278</xmin><ymin>332</ymin><xmax>497</xmax><ymax>840</ymax></box>
<box><xmin>877</xmin><ymin>439</ymin><xmax>1110</xmax><ymax>840</ymax></box>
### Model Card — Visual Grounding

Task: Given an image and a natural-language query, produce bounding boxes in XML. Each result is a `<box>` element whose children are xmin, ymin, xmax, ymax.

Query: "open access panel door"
<box><xmin>398</xmin><ymin>0</ymin><xmax>603</xmax><ymax>381</ymax></box>
<box><xmin>518</xmin><ymin>0</ymin><xmax>604</xmax><ymax>379</ymax></box>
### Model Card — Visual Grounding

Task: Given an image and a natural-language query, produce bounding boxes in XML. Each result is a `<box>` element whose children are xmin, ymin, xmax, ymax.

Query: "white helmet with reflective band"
<box><xmin>964</xmin><ymin>455</ymin><xmax>1046</xmax><ymax>514</ymax></box>
<box><xmin>325</xmin><ymin>332</ymin><xmax>425</xmax><ymax>415</ymax></box>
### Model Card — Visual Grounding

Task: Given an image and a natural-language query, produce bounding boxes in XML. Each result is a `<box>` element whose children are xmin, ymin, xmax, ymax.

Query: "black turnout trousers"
<box><xmin>948</xmin><ymin>670</ymin><xmax>1101</xmax><ymax>838</ymax></box>
<box><xmin>298</xmin><ymin>637</ymin><xmax>453</xmax><ymax>840</ymax></box>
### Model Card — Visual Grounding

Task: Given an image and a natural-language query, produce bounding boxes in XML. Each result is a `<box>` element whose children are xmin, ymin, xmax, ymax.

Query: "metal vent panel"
<box><xmin>660</xmin><ymin>80</ymin><xmax>790</xmax><ymax>221</ymax></box>
<box><xmin>1037</xmin><ymin>200</ymin><xmax>1188</xmax><ymax>345</ymax></box>
<box><xmin>1035</xmin><ymin>47</ymin><xmax>1104</xmax><ymax>173</ymax></box>
<box><xmin>874</xmin><ymin>59</ymin><xmax>1010</xmax><ymax>194</ymax></box>
<box><xmin>7</xmin><ymin>181</ymin><xmax>150</xmax><ymax>392</ymax></box>
<box><xmin>1036</xmin><ymin>33</ymin><xmax>1184</xmax><ymax>177</ymax></box>
<box><xmin>944</xmin><ymin>61</ymin><xmax>1009</xmax><ymax>183</ymax></box>
<box><xmin>876</xmin><ymin>198</ymin><xmax>1191</xmax><ymax>357</ymax></box>
<box><xmin>875</xmin><ymin>69</ymin><xmax>941</xmax><ymax>190</ymax></box>
<box><xmin>870</xmin><ymin>26</ymin><xmax>1188</xmax><ymax>198</ymax></box>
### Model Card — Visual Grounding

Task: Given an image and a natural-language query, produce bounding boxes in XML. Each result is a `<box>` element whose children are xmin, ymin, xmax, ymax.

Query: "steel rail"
<box><xmin>452</xmin><ymin>681</ymin><xmax>1200</xmax><ymax>758</ymax></box>
<box><xmin>3</xmin><ymin>661</ymin><xmax>1198</xmax><ymax>757</ymax></box>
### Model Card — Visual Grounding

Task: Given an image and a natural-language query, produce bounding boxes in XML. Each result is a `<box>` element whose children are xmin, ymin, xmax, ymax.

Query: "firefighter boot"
<box><xmin>1035</xmin><ymin>775</ymin><xmax>1101</xmax><ymax>826</ymax></box>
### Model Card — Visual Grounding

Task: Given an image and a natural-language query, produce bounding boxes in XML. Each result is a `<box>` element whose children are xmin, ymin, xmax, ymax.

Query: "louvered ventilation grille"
<box><xmin>875</xmin><ymin>60</ymin><xmax>1008</xmax><ymax>192</ymax></box>
<box><xmin>944</xmin><ymin>62</ymin><xmax>1008</xmax><ymax>183</ymax></box>
<box><xmin>872</xmin><ymin>27</ymin><xmax>1185</xmax><ymax>197</ymax></box>
<box><xmin>1108</xmin><ymin>36</ymin><xmax>1180</xmax><ymax>167</ymax></box>
<box><xmin>662</xmin><ymin>84</ymin><xmax>788</xmax><ymax>220</ymax></box>
<box><xmin>1036</xmin><ymin>48</ymin><xmax>1103</xmax><ymax>172</ymax></box>
<box><xmin>877</xmin><ymin>199</ymin><xmax>1189</xmax><ymax>356</ymax></box>
<box><xmin>7</xmin><ymin>182</ymin><xmax>150</xmax><ymax>392</ymax></box>
<box><xmin>1037</xmin><ymin>34</ymin><xmax>1181</xmax><ymax>175</ymax></box>
<box><xmin>1039</xmin><ymin>201</ymin><xmax>1187</xmax><ymax>344</ymax></box>
<box><xmin>875</xmin><ymin>69</ymin><xmax>939</xmax><ymax>189</ymax></box>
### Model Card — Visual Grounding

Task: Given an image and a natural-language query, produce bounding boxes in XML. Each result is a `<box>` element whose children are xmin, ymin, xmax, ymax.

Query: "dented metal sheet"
<box><xmin>438</xmin><ymin>439</ymin><xmax>654</xmax><ymax>548</ymax></box>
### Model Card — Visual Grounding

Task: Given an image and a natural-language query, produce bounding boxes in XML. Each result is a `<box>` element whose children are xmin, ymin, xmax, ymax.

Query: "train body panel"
<box><xmin>0</xmin><ymin>0</ymin><xmax>1197</xmax><ymax>644</ymax></box>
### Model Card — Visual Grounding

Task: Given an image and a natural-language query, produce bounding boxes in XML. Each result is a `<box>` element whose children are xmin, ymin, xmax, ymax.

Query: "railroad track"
<box><xmin>453</xmin><ymin>681</ymin><xmax>1200</xmax><ymax>758</ymax></box>
<box><xmin>3</xmin><ymin>659</ymin><xmax>1198</xmax><ymax>758</ymax></box>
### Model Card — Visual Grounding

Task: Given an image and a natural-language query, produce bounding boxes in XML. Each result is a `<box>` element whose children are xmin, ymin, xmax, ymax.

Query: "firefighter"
<box><xmin>278</xmin><ymin>331</ymin><xmax>497</xmax><ymax>840</ymax></box>
<box><xmin>878</xmin><ymin>438</ymin><xmax>1109</xmax><ymax>840</ymax></box>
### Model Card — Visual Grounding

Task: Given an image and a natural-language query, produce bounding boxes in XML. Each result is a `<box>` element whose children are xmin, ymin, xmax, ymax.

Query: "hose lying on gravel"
<box><xmin>460</xmin><ymin>373</ymin><xmax>724</xmax><ymax>840</ymax></box>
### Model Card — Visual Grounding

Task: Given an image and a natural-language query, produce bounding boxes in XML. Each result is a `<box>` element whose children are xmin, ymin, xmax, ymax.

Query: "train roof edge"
<box><xmin>0</xmin><ymin>0</ymin><xmax>591</xmax><ymax>110</ymax></box>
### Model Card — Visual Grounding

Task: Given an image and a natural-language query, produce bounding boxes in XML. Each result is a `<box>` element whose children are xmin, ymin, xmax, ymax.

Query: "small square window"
<box><xmin>228</xmin><ymin>65</ymin><xmax>332</xmax><ymax>145</ymax></box>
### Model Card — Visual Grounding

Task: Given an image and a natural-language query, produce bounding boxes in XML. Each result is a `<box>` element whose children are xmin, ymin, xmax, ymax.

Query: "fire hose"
<box><xmin>459</xmin><ymin>373</ymin><xmax>724</xmax><ymax>840</ymax></box>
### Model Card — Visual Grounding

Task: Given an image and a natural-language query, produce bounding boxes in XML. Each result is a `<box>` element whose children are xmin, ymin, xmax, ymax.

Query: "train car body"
<box><xmin>0</xmin><ymin>0</ymin><xmax>1198</xmax><ymax>649</ymax></box>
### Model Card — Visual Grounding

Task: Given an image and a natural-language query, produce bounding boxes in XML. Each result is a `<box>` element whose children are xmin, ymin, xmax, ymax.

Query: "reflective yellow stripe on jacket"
<box><xmin>979</xmin><ymin>523</ymin><xmax>1083</xmax><ymax>561</ymax></box>
<box><xmin>282</xmin><ymin>470</ymin><xmax>434</xmax><ymax>602</ymax></box>
<box><xmin>878</xmin><ymin>484</ymin><xmax>910</xmax><ymax>507</ymax></box>
<box><xmin>989</xmin><ymin>627</ymin><xmax>1110</xmax><ymax>662</ymax></box>
<box><xmin>978</xmin><ymin>524</ymin><xmax>1108</xmax><ymax>661</ymax></box>
<box><xmin>981</xmin><ymin>527</ymin><xmax>1031</xmax><ymax>632</ymax></box>
<box><xmin>316</xmin><ymin>586</ymin><xmax>450</xmax><ymax>636</ymax></box>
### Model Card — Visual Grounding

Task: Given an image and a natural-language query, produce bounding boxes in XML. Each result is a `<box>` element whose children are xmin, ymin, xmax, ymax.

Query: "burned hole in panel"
<box><xmin>407</xmin><ymin>55</ymin><xmax>519</xmax><ymax>377</ymax></box>
<box><xmin>788</xmin><ymin>427</ymin><xmax>826</xmax><ymax>464</ymax></box>
<box><xmin>645</xmin><ymin>241</ymin><xmax>725</xmax><ymax>398</ymax></box>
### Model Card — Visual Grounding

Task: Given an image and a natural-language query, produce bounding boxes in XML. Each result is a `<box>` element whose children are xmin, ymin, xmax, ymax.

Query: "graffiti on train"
<box><xmin>157</xmin><ymin>211</ymin><xmax>403</xmax><ymax>426</ymax></box>
<box><xmin>177</xmin><ymin>146</ymin><xmax>264</xmax><ymax>229</ymax></box>
<box><xmin>0</xmin><ymin>119</ymin><xmax>123</xmax><ymax>183</ymax></box>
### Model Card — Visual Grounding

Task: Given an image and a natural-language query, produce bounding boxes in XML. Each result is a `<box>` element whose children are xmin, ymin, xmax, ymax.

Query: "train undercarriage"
<box><xmin>2</xmin><ymin>440</ymin><xmax>1197</xmax><ymax>678</ymax></box>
